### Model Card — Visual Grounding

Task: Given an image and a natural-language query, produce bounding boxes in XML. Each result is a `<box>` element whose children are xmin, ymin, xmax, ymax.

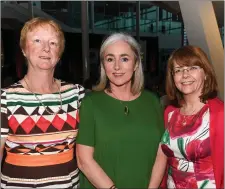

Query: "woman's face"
<box><xmin>103</xmin><ymin>40</ymin><xmax>137</xmax><ymax>88</ymax></box>
<box><xmin>23</xmin><ymin>24</ymin><xmax>60</xmax><ymax>71</ymax></box>
<box><xmin>173</xmin><ymin>62</ymin><xmax>206</xmax><ymax>97</ymax></box>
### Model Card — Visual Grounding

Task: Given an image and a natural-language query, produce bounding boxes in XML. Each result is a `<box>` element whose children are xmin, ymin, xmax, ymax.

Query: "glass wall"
<box><xmin>93</xmin><ymin>2</ymin><xmax>137</xmax><ymax>32</ymax></box>
<box><xmin>38</xmin><ymin>1</ymin><xmax>184</xmax><ymax>35</ymax></box>
<box><xmin>92</xmin><ymin>2</ymin><xmax>182</xmax><ymax>35</ymax></box>
<box><xmin>13</xmin><ymin>1</ymin><xmax>222</xmax><ymax>40</ymax></box>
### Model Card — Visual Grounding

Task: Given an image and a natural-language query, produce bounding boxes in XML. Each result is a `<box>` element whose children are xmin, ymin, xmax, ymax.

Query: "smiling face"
<box><xmin>23</xmin><ymin>24</ymin><xmax>60</xmax><ymax>71</ymax></box>
<box><xmin>103</xmin><ymin>40</ymin><xmax>137</xmax><ymax>88</ymax></box>
<box><xmin>173</xmin><ymin>62</ymin><xmax>206</xmax><ymax>97</ymax></box>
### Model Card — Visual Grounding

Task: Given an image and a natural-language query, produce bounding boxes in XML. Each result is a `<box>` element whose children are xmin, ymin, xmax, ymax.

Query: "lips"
<box><xmin>39</xmin><ymin>56</ymin><xmax>51</xmax><ymax>60</ymax></box>
<box><xmin>113</xmin><ymin>73</ymin><xmax>124</xmax><ymax>76</ymax></box>
<box><xmin>181</xmin><ymin>81</ymin><xmax>194</xmax><ymax>85</ymax></box>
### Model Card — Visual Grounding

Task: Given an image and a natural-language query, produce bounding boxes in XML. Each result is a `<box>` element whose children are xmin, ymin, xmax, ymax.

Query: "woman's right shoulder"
<box><xmin>1</xmin><ymin>81</ymin><xmax>24</xmax><ymax>94</ymax></box>
<box><xmin>83</xmin><ymin>91</ymin><xmax>104</xmax><ymax>100</ymax></box>
<box><xmin>163</xmin><ymin>105</ymin><xmax>177</xmax><ymax>124</ymax></box>
<box><xmin>164</xmin><ymin>105</ymin><xmax>177</xmax><ymax>115</ymax></box>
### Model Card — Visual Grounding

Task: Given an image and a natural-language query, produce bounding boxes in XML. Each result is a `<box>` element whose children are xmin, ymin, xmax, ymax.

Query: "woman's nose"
<box><xmin>182</xmin><ymin>69</ymin><xmax>189</xmax><ymax>77</ymax></box>
<box><xmin>42</xmin><ymin>42</ymin><xmax>50</xmax><ymax>52</ymax></box>
<box><xmin>114</xmin><ymin>60</ymin><xmax>120</xmax><ymax>70</ymax></box>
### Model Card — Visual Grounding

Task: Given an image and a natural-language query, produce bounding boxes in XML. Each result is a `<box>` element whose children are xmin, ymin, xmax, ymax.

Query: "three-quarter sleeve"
<box><xmin>76</xmin><ymin>95</ymin><xmax>95</xmax><ymax>147</ymax></box>
<box><xmin>1</xmin><ymin>89</ymin><xmax>9</xmax><ymax>138</ymax></box>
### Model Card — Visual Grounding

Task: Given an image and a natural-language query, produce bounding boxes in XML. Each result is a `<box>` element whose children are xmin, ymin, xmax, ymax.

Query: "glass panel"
<box><xmin>94</xmin><ymin>2</ymin><xmax>137</xmax><ymax>32</ymax></box>
<box><xmin>67</xmin><ymin>1</ymin><xmax>81</xmax><ymax>28</ymax></box>
<box><xmin>139</xmin><ymin>4</ymin><xmax>157</xmax><ymax>33</ymax></box>
<box><xmin>41</xmin><ymin>1</ymin><xmax>82</xmax><ymax>28</ymax></box>
<box><xmin>39</xmin><ymin>1</ymin><xmax>183</xmax><ymax>36</ymax></box>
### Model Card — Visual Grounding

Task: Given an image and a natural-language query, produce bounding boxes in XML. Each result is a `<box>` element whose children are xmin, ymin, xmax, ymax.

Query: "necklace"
<box><xmin>23</xmin><ymin>77</ymin><xmax>62</xmax><ymax>115</ymax></box>
<box><xmin>110</xmin><ymin>90</ymin><xmax>131</xmax><ymax>116</ymax></box>
<box><xmin>180</xmin><ymin>107</ymin><xmax>196</xmax><ymax>126</ymax></box>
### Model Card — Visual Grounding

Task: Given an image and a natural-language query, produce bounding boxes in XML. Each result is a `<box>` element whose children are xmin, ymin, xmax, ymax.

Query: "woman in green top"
<box><xmin>76</xmin><ymin>33</ymin><xmax>164</xmax><ymax>189</ymax></box>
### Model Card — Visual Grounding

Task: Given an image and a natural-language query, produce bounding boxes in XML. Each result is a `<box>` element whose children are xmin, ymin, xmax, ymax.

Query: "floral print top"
<box><xmin>161</xmin><ymin>104</ymin><xmax>216</xmax><ymax>189</ymax></box>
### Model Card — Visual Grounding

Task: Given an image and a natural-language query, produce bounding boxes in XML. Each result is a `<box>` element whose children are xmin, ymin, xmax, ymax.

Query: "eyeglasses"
<box><xmin>173</xmin><ymin>66</ymin><xmax>202</xmax><ymax>76</ymax></box>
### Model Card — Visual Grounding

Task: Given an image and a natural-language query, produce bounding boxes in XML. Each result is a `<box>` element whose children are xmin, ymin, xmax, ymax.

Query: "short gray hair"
<box><xmin>93</xmin><ymin>32</ymin><xmax>144</xmax><ymax>95</ymax></box>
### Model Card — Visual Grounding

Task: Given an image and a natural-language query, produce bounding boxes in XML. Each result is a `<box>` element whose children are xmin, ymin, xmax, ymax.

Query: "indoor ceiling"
<box><xmin>150</xmin><ymin>1</ymin><xmax>224</xmax><ymax>27</ymax></box>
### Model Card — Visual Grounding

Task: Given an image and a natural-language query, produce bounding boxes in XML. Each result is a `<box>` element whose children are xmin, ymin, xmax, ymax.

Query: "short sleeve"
<box><xmin>1</xmin><ymin>89</ymin><xmax>9</xmax><ymax>138</ymax></box>
<box><xmin>164</xmin><ymin>105</ymin><xmax>176</xmax><ymax>128</ymax></box>
<box><xmin>76</xmin><ymin>84</ymin><xmax>85</xmax><ymax>108</ymax></box>
<box><xmin>76</xmin><ymin>95</ymin><xmax>95</xmax><ymax>147</ymax></box>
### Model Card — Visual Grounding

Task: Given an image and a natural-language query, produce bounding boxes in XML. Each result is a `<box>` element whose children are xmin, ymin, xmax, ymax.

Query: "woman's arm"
<box><xmin>148</xmin><ymin>145</ymin><xmax>167</xmax><ymax>188</ymax></box>
<box><xmin>76</xmin><ymin>144</ymin><xmax>115</xmax><ymax>188</ymax></box>
<box><xmin>1</xmin><ymin>89</ymin><xmax>8</xmax><ymax>168</ymax></box>
<box><xmin>0</xmin><ymin>138</ymin><xmax>6</xmax><ymax>166</ymax></box>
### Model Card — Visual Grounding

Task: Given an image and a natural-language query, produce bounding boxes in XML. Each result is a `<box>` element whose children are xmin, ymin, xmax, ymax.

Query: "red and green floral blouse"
<box><xmin>161</xmin><ymin>104</ymin><xmax>216</xmax><ymax>189</ymax></box>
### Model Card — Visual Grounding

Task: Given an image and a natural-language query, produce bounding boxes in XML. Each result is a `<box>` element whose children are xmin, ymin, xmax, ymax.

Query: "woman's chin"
<box><xmin>37</xmin><ymin>63</ymin><xmax>56</xmax><ymax>70</ymax></box>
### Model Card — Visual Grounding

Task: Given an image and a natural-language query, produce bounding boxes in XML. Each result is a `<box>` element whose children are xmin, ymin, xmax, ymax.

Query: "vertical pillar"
<box><xmin>181</xmin><ymin>21</ymin><xmax>184</xmax><ymax>46</ymax></box>
<box><xmin>90</xmin><ymin>1</ymin><xmax>95</xmax><ymax>33</ymax></box>
<box><xmin>28</xmin><ymin>1</ymin><xmax>34</xmax><ymax>18</ymax></box>
<box><xmin>136</xmin><ymin>1</ymin><xmax>140</xmax><ymax>42</ymax></box>
<box><xmin>81</xmin><ymin>1</ymin><xmax>90</xmax><ymax>82</ymax></box>
<box><xmin>179</xmin><ymin>1</ymin><xmax>224</xmax><ymax>99</ymax></box>
<box><xmin>156</xmin><ymin>7</ymin><xmax>159</xmax><ymax>34</ymax></box>
<box><xmin>1</xmin><ymin>37</ymin><xmax>4</xmax><ymax>68</ymax></box>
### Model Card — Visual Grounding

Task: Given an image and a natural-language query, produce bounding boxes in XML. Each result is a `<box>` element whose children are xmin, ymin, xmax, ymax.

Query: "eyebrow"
<box><xmin>120</xmin><ymin>54</ymin><xmax>130</xmax><ymax>57</ymax></box>
<box><xmin>105</xmin><ymin>53</ymin><xmax>130</xmax><ymax>57</ymax></box>
<box><xmin>174</xmin><ymin>65</ymin><xmax>188</xmax><ymax>69</ymax></box>
<box><xmin>32</xmin><ymin>35</ymin><xmax>59</xmax><ymax>40</ymax></box>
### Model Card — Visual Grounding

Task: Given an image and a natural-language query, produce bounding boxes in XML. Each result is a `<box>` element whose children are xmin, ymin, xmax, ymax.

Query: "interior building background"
<box><xmin>1</xmin><ymin>1</ymin><xmax>224</xmax><ymax>97</ymax></box>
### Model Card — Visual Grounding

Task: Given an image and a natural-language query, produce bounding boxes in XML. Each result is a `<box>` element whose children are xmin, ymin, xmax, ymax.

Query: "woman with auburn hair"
<box><xmin>0</xmin><ymin>17</ymin><xmax>85</xmax><ymax>188</ymax></box>
<box><xmin>76</xmin><ymin>33</ymin><xmax>164</xmax><ymax>188</ymax></box>
<box><xmin>148</xmin><ymin>45</ymin><xmax>224</xmax><ymax>189</ymax></box>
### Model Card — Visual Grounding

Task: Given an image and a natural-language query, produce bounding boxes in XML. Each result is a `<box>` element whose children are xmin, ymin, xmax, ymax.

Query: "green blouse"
<box><xmin>77</xmin><ymin>90</ymin><xmax>164</xmax><ymax>188</ymax></box>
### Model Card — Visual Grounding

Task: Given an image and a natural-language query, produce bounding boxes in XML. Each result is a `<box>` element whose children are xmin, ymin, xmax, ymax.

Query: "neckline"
<box><xmin>18</xmin><ymin>80</ymin><xmax>62</xmax><ymax>95</ymax></box>
<box><xmin>103</xmin><ymin>90</ymin><xmax>143</xmax><ymax>103</ymax></box>
<box><xmin>178</xmin><ymin>103</ymin><xmax>208</xmax><ymax>116</ymax></box>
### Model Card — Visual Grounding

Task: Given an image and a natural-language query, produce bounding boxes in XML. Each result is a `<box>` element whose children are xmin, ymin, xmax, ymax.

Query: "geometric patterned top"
<box><xmin>1</xmin><ymin>81</ymin><xmax>85</xmax><ymax>188</ymax></box>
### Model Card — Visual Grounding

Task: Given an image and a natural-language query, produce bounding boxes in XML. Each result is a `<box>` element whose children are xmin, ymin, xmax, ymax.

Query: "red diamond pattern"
<box><xmin>76</xmin><ymin>111</ymin><xmax>80</xmax><ymax>123</ymax></box>
<box><xmin>8</xmin><ymin>116</ymin><xmax>19</xmax><ymax>133</ymax></box>
<box><xmin>66</xmin><ymin>114</ymin><xmax>76</xmax><ymax>129</ymax></box>
<box><xmin>20</xmin><ymin>117</ymin><xmax>36</xmax><ymax>134</ymax></box>
<box><xmin>2</xmin><ymin>83</ymin><xmax>84</xmax><ymax>136</ymax></box>
<box><xmin>52</xmin><ymin>115</ymin><xmax>65</xmax><ymax>131</ymax></box>
<box><xmin>36</xmin><ymin>116</ymin><xmax>51</xmax><ymax>132</ymax></box>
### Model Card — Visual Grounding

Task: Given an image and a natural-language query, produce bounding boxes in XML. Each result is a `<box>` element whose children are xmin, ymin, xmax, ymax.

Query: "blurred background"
<box><xmin>1</xmin><ymin>1</ymin><xmax>224</xmax><ymax>98</ymax></box>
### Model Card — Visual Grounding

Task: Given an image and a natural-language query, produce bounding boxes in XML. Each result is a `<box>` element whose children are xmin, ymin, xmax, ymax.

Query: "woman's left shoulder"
<box><xmin>142</xmin><ymin>89</ymin><xmax>159</xmax><ymax>100</ymax></box>
<box><xmin>142</xmin><ymin>90</ymin><xmax>160</xmax><ymax>101</ymax></box>
<box><xmin>60</xmin><ymin>80</ymin><xmax>85</xmax><ymax>93</ymax></box>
